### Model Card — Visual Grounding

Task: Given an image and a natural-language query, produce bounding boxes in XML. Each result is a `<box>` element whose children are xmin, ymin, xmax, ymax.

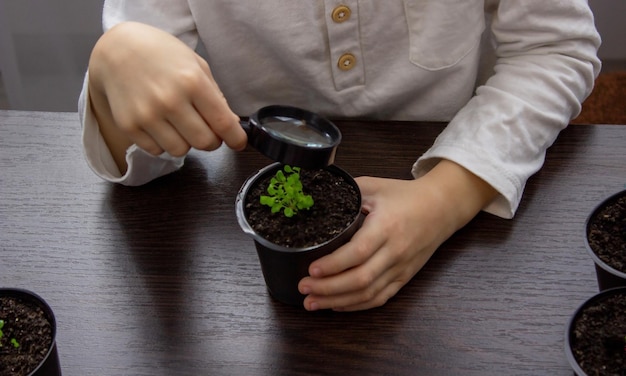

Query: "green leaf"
<box><xmin>260</xmin><ymin>195</ymin><xmax>274</xmax><ymax>206</ymax></box>
<box><xmin>287</xmin><ymin>173</ymin><xmax>299</xmax><ymax>185</ymax></box>
<box><xmin>297</xmin><ymin>195</ymin><xmax>314</xmax><ymax>210</ymax></box>
<box><xmin>275</xmin><ymin>170</ymin><xmax>286</xmax><ymax>182</ymax></box>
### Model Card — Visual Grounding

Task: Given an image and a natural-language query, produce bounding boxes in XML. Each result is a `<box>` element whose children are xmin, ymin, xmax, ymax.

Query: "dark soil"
<box><xmin>245</xmin><ymin>167</ymin><xmax>360</xmax><ymax>248</ymax></box>
<box><xmin>0</xmin><ymin>296</ymin><xmax>53</xmax><ymax>376</ymax></box>
<box><xmin>570</xmin><ymin>291</ymin><xmax>626</xmax><ymax>375</ymax></box>
<box><xmin>588</xmin><ymin>195</ymin><xmax>626</xmax><ymax>273</ymax></box>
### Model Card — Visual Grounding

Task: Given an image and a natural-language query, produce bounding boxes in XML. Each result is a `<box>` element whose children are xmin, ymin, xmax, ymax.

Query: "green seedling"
<box><xmin>0</xmin><ymin>319</ymin><xmax>20</xmax><ymax>348</ymax></box>
<box><xmin>260</xmin><ymin>165</ymin><xmax>314</xmax><ymax>217</ymax></box>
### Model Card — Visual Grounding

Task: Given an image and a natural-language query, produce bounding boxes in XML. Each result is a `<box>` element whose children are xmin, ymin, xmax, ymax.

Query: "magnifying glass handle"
<box><xmin>240</xmin><ymin>120</ymin><xmax>252</xmax><ymax>135</ymax></box>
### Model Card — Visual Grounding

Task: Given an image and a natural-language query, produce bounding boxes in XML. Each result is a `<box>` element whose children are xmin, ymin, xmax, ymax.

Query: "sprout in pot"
<box><xmin>0</xmin><ymin>289</ymin><xmax>61</xmax><ymax>376</ymax></box>
<box><xmin>236</xmin><ymin>162</ymin><xmax>362</xmax><ymax>306</ymax></box>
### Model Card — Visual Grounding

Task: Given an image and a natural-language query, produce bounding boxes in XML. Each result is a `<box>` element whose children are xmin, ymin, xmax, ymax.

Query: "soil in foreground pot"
<box><xmin>587</xmin><ymin>195</ymin><xmax>626</xmax><ymax>274</ymax></box>
<box><xmin>0</xmin><ymin>296</ymin><xmax>54</xmax><ymax>376</ymax></box>
<box><xmin>244</xmin><ymin>167</ymin><xmax>360</xmax><ymax>248</ymax></box>
<box><xmin>570</xmin><ymin>290</ymin><xmax>626</xmax><ymax>375</ymax></box>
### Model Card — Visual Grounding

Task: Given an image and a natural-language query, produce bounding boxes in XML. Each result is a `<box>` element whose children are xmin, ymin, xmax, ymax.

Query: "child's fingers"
<box><xmin>141</xmin><ymin>119</ymin><xmax>190</xmax><ymax>157</ymax></box>
<box><xmin>167</xmin><ymin>102</ymin><xmax>223</xmax><ymax>152</ymax></box>
<box><xmin>193</xmin><ymin>57</ymin><xmax>248</xmax><ymax>151</ymax></box>
<box><xmin>306</xmin><ymin>213</ymin><xmax>386</xmax><ymax>279</ymax></box>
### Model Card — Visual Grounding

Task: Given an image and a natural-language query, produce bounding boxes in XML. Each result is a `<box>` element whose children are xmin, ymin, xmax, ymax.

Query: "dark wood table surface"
<box><xmin>1</xmin><ymin>110</ymin><xmax>625</xmax><ymax>375</ymax></box>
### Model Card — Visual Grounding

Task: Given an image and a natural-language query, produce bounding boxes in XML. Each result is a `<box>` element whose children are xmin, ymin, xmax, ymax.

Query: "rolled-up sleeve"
<box><xmin>79</xmin><ymin>72</ymin><xmax>185</xmax><ymax>186</ymax></box>
<box><xmin>413</xmin><ymin>0</ymin><xmax>601</xmax><ymax>218</ymax></box>
<box><xmin>78</xmin><ymin>0</ymin><xmax>196</xmax><ymax>185</ymax></box>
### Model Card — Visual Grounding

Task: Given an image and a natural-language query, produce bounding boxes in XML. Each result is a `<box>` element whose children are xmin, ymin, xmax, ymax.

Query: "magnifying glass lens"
<box><xmin>244</xmin><ymin>105</ymin><xmax>341</xmax><ymax>168</ymax></box>
<box><xmin>260</xmin><ymin>116</ymin><xmax>334</xmax><ymax>148</ymax></box>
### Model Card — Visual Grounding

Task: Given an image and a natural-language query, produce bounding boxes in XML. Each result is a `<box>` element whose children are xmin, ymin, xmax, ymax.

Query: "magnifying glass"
<box><xmin>240</xmin><ymin>105</ymin><xmax>341</xmax><ymax>169</ymax></box>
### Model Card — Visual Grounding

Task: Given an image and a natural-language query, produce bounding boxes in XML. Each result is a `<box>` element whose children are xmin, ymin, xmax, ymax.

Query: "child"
<box><xmin>80</xmin><ymin>1</ymin><xmax>601</xmax><ymax>311</ymax></box>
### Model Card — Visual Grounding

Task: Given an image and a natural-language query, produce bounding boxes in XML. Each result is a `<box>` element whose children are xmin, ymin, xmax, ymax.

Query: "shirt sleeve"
<box><xmin>79</xmin><ymin>72</ymin><xmax>185</xmax><ymax>186</ymax></box>
<box><xmin>412</xmin><ymin>0</ymin><xmax>601</xmax><ymax>219</ymax></box>
<box><xmin>78</xmin><ymin>0</ymin><xmax>197</xmax><ymax>186</ymax></box>
<box><xmin>102</xmin><ymin>0</ymin><xmax>198</xmax><ymax>45</ymax></box>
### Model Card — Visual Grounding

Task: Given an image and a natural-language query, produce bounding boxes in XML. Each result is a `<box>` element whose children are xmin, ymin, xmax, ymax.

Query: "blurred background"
<box><xmin>0</xmin><ymin>1</ymin><xmax>102</xmax><ymax>111</ymax></box>
<box><xmin>0</xmin><ymin>0</ymin><xmax>624</xmax><ymax>112</ymax></box>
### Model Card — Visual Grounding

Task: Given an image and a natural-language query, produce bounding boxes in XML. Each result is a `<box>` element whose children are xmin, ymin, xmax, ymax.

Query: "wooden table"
<box><xmin>1</xmin><ymin>110</ymin><xmax>625</xmax><ymax>375</ymax></box>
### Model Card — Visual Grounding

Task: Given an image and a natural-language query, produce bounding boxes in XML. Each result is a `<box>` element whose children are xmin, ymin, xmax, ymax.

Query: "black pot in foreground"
<box><xmin>0</xmin><ymin>288</ymin><xmax>61</xmax><ymax>376</ymax></box>
<box><xmin>565</xmin><ymin>287</ymin><xmax>626</xmax><ymax>376</ymax></box>
<box><xmin>584</xmin><ymin>189</ymin><xmax>626</xmax><ymax>290</ymax></box>
<box><xmin>236</xmin><ymin>162</ymin><xmax>363</xmax><ymax>306</ymax></box>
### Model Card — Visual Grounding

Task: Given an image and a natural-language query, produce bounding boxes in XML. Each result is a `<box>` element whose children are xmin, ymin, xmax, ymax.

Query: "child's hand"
<box><xmin>88</xmin><ymin>22</ymin><xmax>246</xmax><ymax>172</ymax></box>
<box><xmin>298</xmin><ymin>160</ymin><xmax>497</xmax><ymax>311</ymax></box>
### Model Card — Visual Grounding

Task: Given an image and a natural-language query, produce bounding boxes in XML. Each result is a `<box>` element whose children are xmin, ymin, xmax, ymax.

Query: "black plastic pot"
<box><xmin>584</xmin><ymin>189</ymin><xmax>626</xmax><ymax>290</ymax></box>
<box><xmin>565</xmin><ymin>287</ymin><xmax>626</xmax><ymax>376</ymax></box>
<box><xmin>0</xmin><ymin>288</ymin><xmax>61</xmax><ymax>376</ymax></box>
<box><xmin>236</xmin><ymin>162</ymin><xmax>362</xmax><ymax>306</ymax></box>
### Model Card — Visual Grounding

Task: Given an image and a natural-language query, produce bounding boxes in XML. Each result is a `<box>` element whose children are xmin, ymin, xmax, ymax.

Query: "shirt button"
<box><xmin>332</xmin><ymin>5</ymin><xmax>351</xmax><ymax>23</ymax></box>
<box><xmin>337</xmin><ymin>53</ymin><xmax>356</xmax><ymax>71</ymax></box>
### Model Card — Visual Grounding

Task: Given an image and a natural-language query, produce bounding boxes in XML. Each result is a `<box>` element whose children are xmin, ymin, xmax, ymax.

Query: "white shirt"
<box><xmin>79</xmin><ymin>0</ymin><xmax>601</xmax><ymax>218</ymax></box>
